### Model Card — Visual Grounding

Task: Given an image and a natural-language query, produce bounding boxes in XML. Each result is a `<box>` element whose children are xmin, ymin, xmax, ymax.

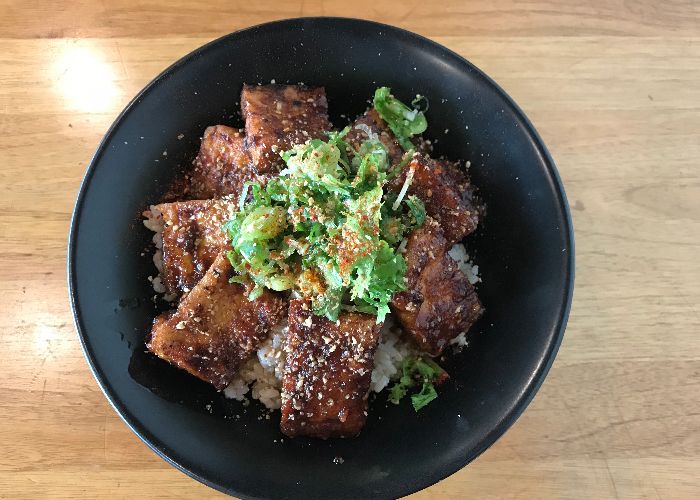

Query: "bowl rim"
<box><xmin>67</xmin><ymin>16</ymin><xmax>575</xmax><ymax>499</ymax></box>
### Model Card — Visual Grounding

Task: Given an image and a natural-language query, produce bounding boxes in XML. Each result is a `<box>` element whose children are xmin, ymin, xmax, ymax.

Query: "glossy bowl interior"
<box><xmin>69</xmin><ymin>17</ymin><xmax>574</xmax><ymax>499</ymax></box>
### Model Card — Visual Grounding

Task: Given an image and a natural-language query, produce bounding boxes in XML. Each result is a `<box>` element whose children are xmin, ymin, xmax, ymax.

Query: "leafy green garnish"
<box><xmin>388</xmin><ymin>356</ymin><xmax>446</xmax><ymax>411</ymax></box>
<box><xmin>224</xmin><ymin>116</ymin><xmax>426</xmax><ymax>323</ymax></box>
<box><xmin>373</xmin><ymin>87</ymin><xmax>428</xmax><ymax>150</ymax></box>
<box><xmin>411</xmin><ymin>382</ymin><xmax>438</xmax><ymax>411</ymax></box>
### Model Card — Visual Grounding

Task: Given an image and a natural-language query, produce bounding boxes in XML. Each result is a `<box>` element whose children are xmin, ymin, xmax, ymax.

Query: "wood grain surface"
<box><xmin>1</xmin><ymin>1</ymin><xmax>699</xmax><ymax>498</ymax></box>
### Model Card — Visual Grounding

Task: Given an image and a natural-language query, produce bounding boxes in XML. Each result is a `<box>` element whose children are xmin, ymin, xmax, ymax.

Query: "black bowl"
<box><xmin>69</xmin><ymin>17</ymin><xmax>574</xmax><ymax>499</ymax></box>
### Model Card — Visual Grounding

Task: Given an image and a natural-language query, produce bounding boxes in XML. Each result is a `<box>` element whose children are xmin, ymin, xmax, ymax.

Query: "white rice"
<box><xmin>447</xmin><ymin>243</ymin><xmax>478</xmax><ymax>350</ymax></box>
<box><xmin>369</xmin><ymin>317</ymin><xmax>417</xmax><ymax>392</ymax></box>
<box><xmin>448</xmin><ymin>243</ymin><xmax>481</xmax><ymax>284</ymax></box>
<box><xmin>143</xmin><ymin>206</ymin><xmax>177</xmax><ymax>302</ymax></box>
<box><xmin>449</xmin><ymin>331</ymin><xmax>469</xmax><ymax>348</ymax></box>
<box><xmin>223</xmin><ymin>320</ymin><xmax>288</xmax><ymax>410</ymax></box>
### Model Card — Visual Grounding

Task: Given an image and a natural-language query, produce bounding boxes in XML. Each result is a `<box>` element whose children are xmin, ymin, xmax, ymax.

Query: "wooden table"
<box><xmin>1</xmin><ymin>1</ymin><xmax>698</xmax><ymax>498</ymax></box>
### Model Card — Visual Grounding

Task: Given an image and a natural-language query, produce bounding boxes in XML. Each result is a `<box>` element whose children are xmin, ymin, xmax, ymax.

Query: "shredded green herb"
<box><xmin>388</xmin><ymin>356</ymin><xmax>446</xmax><ymax>411</ymax></box>
<box><xmin>224</xmin><ymin>91</ymin><xmax>428</xmax><ymax>323</ymax></box>
<box><xmin>373</xmin><ymin>87</ymin><xmax>428</xmax><ymax>150</ymax></box>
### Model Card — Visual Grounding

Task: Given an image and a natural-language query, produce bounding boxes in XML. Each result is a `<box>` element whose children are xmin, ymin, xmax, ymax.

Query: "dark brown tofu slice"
<box><xmin>388</xmin><ymin>153</ymin><xmax>480</xmax><ymax>246</ymax></box>
<box><xmin>345</xmin><ymin>108</ymin><xmax>405</xmax><ymax>166</ymax></box>
<box><xmin>280</xmin><ymin>300</ymin><xmax>382</xmax><ymax>439</ymax></box>
<box><xmin>147</xmin><ymin>252</ymin><xmax>286</xmax><ymax>390</ymax></box>
<box><xmin>241</xmin><ymin>84</ymin><xmax>331</xmax><ymax>175</ymax></box>
<box><xmin>185</xmin><ymin>125</ymin><xmax>263</xmax><ymax>200</ymax></box>
<box><xmin>145</xmin><ymin>198</ymin><xmax>235</xmax><ymax>295</ymax></box>
<box><xmin>391</xmin><ymin>217</ymin><xmax>483</xmax><ymax>356</ymax></box>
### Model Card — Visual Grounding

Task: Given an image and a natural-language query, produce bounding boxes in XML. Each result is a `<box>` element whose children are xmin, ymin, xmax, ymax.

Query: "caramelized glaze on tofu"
<box><xmin>147</xmin><ymin>198</ymin><xmax>236</xmax><ymax>295</ymax></box>
<box><xmin>185</xmin><ymin>125</ymin><xmax>262</xmax><ymax>199</ymax></box>
<box><xmin>388</xmin><ymin>153</ymin><xmax>480</xmax><ymax>246</ymax></box>
<box><xmin>345</xmin><ymin>108</ymin><xmax>405</xmax><ymax>165</ymax></box>
<box><xmin>391</xmin><ymin>218</ymin><xmax>483</xmax><ymax>356</ymax></box>
<box><xmin>241</xmin><ymin>84</ymin><xmax>331</xmax><ymax>175</ymax></box>
<box><xmin>147</xmin><ymin>253</ymin><xmax>286</xmax><ymax>390</ymax></box>
<box><xmin>280</xmin><ymin>300</ymin><xmax>382</xmax><ymax>439</ymax></box>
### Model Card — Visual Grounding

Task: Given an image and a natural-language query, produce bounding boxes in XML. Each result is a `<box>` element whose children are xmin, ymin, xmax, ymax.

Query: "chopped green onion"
<box><xmin>388</xmin><ymin>356</ymin><xmax>446</xmax><ymax>411</ymax></box>
<box><xmin>373</xmin><ymin>87</ymin><xmax>428</xmax><ymax>150</ymax></box>
<box><xmin>224</xmin><ymin>97</ymin><xmax>427</xmax><ymax>322</ymax></box>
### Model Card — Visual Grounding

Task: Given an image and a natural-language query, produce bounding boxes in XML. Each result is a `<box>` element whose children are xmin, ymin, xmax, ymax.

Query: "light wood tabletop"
<box><xmin>1</xmin><ymin>1</ymin><xmax>699</xmax><ymax>498</ymax></box>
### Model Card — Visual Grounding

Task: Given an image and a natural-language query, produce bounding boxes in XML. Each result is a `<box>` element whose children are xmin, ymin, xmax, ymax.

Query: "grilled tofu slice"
<box><xmin>184</xmin><ymin>125</ymin><xmax>263</xmax><ymax>200</ymax></box>
<box><xmin>345</xmin><ymin>108</ymin><xmax>405</xmax><ymax>166</ymax></box>
<box><xmin>241</xmin><ymin>84</ymin><xmax>331</xmax><ymax>175</ymax></box>
<box><xmin>388</xmin><ymin>153</ymin><xmax>480</xmax><ymax>246</ymax></box>
<box><xmin>147</xmin><ymin>252</ymin><xmax>286</xmax><ymax>390</ymax></box>
<box><xmin>144</xmin><ymin>198</ymin><xmax>236</xmax><ymax>295</ymax></box>
<box><xmin>281</xmin><ymin>300</ymin><xmax>382</xmax><ymax>439</ymax></box>
<box><xmin>391</xmin><ymin>217</ymin><xmax>483</xmax><ymax>356</ymax></box>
